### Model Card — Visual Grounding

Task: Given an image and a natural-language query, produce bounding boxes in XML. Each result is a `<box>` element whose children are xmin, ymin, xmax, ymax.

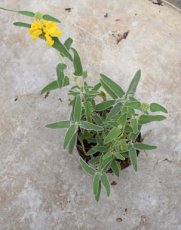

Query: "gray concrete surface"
<box><xmin>0</xmin><ymin>0</ymin><xmax>181</xmax><ymax>229</ymax></box>
<box><xmin>166</xmin><ymin>0</ymin><xmax>181</xmax><ymax>9</ymax></box>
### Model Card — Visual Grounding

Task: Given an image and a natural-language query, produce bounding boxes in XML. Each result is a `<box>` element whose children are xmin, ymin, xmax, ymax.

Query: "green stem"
<box><xmin>77</xmin><ymin>135</ymin><xmax>86</xmax><ymax>155</ymax></box>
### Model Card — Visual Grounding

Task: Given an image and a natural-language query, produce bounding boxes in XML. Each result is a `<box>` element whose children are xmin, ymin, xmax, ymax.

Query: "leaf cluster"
<box><xmin>42</xmin><ymin>38</ymin><xmax>167</xmax><ymax>200</ymax></box>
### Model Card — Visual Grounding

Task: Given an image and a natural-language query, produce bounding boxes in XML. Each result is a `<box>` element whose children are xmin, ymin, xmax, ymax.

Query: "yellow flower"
<box><xmin>29</xmin><ymin>19</ymin><xmax>62</xmax><ymax>46</ymax></box>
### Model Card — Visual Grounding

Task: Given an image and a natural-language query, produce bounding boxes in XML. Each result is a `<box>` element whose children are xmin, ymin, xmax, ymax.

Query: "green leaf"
<box><xmin>150</xmin><ymin>103</ymin><xmax>168</xmax><ymax>113</ymax></box>
<box><xmin>111</xmin><ymin>160</ymin><xmax>120</xmax><ymax>177</ymax></box>
<box><xmin>84</xmin><ymin>101</ymin><xmax>92</xmax><ymax>122</ymax></box>
<box><xmin>84</xmin><ymin>89</ymin><xmax>98</xmax><ymax>96</ymax></box>
<box><xmin>95</xmin><ymin>100</ymin><xmax>115</xmax><ymax>111</ymax></box>
<box><xmin>41</xmin><ymin>78</ymin><xmax>69</xmax><ymax>94</ymax></box>
<box><xmin>68</xmin><ymin>133</ymin><xmax>77</xmax><ymax>153</ymax></box>
<box><xmin>100</xmin><ymin>74</ymin><xmax>125</xmax><ymax>98</ymax></box>
<box><xmin>115</xmin><ymin>153</ymin><xmax>125</xmax><ymax>160</ymax></box>
<box><xmin>117</xmin><ymin>114</ymin><xmax>127</xmax><ymax>127</ymax></box>
<box><xmin>89</xmin><ymin>156</ymin><xmax>101</xmax><ymax>165</ymax></box>
<box><xmin>100</xmin><ymin>155</ymin><xmax>112</xmax><ymax>170</ymax></box>
<box><xmin>130</xmin><ymin>118</ymin><xmax>138</xmax><ymax>134</ymax></box>
<box><xmin>79</xmin><ymin>121</ymin><xmax>103</xmax><ymax>131</ymax></box>
<box><xmin>93</xmin><ymin>173</ymin><xmax>100</xmax><ymax>196</ymax></box>
<box><xmin>64</xmin><ymin>37</ymin><xmax>73</xmax><ymax>50</ymax></box>
<box><xmin>95</xmin><ymin>180</ymin><xmax>101</xmax><ymax>202</ymax></box>
<box><xmin>64</xmin><ymin>125</ymin><xmax>77</xmax><ymax>149</ymax></box>
<box><xmin>100</xmin><ymin>80</ymin><xmax>116</xmax><ymax>99</ymax></box>
<box><xmin>72</xmin><ymin>95</ymin><xmax>82</xmax><ymax>122</ymax></box>
<box><xmin>83</xmin><ymin>71</ymin><xmax>88</xmax><ymax>79</ymax></box>
<box><xmin>53</xmin><ymin>38</ymin><xmax>72</xmax><ymax>61</ymax></box>
<box><xmin>93</xmin><ymin>83</ymin><xmax>101</xmax><ymax>91</ymax></box>
<box><xmin>86</xmin><ymin>145</ymin><xmax>107</xmax><ymax>156</ymax></box>
<box><xmin>127</xmin><ymin>100</ymin><xmax>141</xmax><ymax>109</ymax></box>
<box><xmin>71</xmin><ymin>48</ymin><xmax>83</xmax><ymax>76</ymax></box>
<box><xmin>105</xmin><ymin>127</ymin><xmax>121</xmax><ymax>144</ymax></box>
<box><xmin>18</xmin><ymin>11</ymin><xmax>35</xmax><ymax>17</ymax></box>
<box><xmin>42</xmin><ymin>14</ymin><xmax>61</xmax><ymax>23</ymax></box>
<box><xmin>139</xmin><ymin>115</ymin><xmax>166</xmax><ymax>124</ymax></box>
<box><xmin>80</xmin><ymin>157</ymin><xmax>96</xmax><ymax>176</ymax></box>
<box><xmin>103</xmin><ymin>152</ymin><xmax>112</xmax><ymax>160</ymax></box>
<box><xmin>46</xmin><ymin>120</ymin><xmax>70</xmax><ymax>129</ymax></box>
<box><xmin>134</xmin><ymin>143</ymin><xmax>157</xmax><ymax>150</ymax></box>
<box><xmin>127</xmin><ymin>70</ymin><xmax>141</xmax><ymax>96</ymax></box>
<box><xmin>92</xmin><ymin>114</ymin><xmax>102</xmax><ymax>125</ymax></box>
<box><xmin>56</xmin><ymin>63</ymin><xmax>67</xmax><ymax>87</ymax></box>
<box><xmin>13</xmin><ymin>22</ymin><xmax>31</xmax><ymax>28</ymax></box>
<box><xmin>129</xmin><ymin>147</ymin><xmax>137</xmax><ymax>171</ymax></box>
<box><xmin>106</xmin><ymin>103</ymin><xmax>122</xmax><ymax>120</ymax></box>
<box><xmin>41</xmin><ymin>80</ymin><xmax>58</xmax><ymax>94</ymax></box>
<box><xmin>101</xmin><ymin>173</ymin><xmax>110</xmax><ymax>196</ymax></box>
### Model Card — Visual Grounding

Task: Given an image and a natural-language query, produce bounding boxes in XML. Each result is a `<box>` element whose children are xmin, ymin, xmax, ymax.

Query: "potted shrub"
<box><xmin>2</xmin><ymin>8</ymin><xmax>167</xmax><ymax>201</ymax></box>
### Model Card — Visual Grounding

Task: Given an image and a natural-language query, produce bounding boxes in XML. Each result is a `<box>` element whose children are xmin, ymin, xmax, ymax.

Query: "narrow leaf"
<box><xmin>41</xmin><ymin>81</ymin><xmax>59</xmax><ymax>94</ymax></box>
<box><xmin>117</xmin><ymin>114</ymin><xmax>127</xmax><ymax>127</ymax></box>
<box><xmin>134</xmin><ymin>143</ymin><xmax>157</xmax><ymax>150</ymax></box>
<box><xmin>83</xmin><ymin>71</ymin><xmax>88</xmax><ymax>79</ymax></box>
<box><xmin>41</xmin><ymin>78</ymin><xmax>69</xmax><ymax>94</ymax></box>
<box><xmin>46</xmin><ymin>120</ymin><xmax>70</xmax><ymax>129</ymax></box>
<box><xmin>68</xmin><ymin>133</ymin><xmax>77</xmax><ymax>153</ymax></box>
<box><xmin>71</xmin><ymin>48</ymin><xmax>83</xmax><ymax>76</ymax></box>
<box><xmin>41</xmin><ymin>80</ymin><xmax>58</xmax><ymax>94</ymax></box>
<box><xmin>95</xmin><ymin>180</ymin><xmax>101</xmax><ymax>202</ymax></box>
<box><xmin>42</xmin><ymin>14</ymin><xmax>61</xmax><ymax>23</ymax></box>
<box><xmin>92</xmin><ymin>114</ymin><xmax>102</xmax><ymax>125</ymax></box>
<box><xmin>79</xmin><ymin>121</ymin><xmax>103</xmax><ymax>131</ymax></box>
<box><xmin>127</xmin><ymin>100</ymin><xmax>141</xmax><ymax>109</ymax></box>
<box><xmin>103</xmin><ymin>152</ymin><xmax>112</xmax><ymax>160</ymax></box>
<box><xmin>111</xmin><ymin>160</ymin><xmax>120</xmax><ymax>177</ymax></box>
<box><xmin>13</xmin><ymin>22</ymin><xmax>31</xmax><ymax>28</ymax></box>
<box><xmin>130</xmin><ymin>118</ymin><xmax>138</xmax><ymax>134</ymax></box>
<box><xmin>127</xmin><ymin>70</ymin><xmax>141</xmax><ymax>96</ymax></box>
<box><xmin>115</xmin><ymin>153</ymin><xmax>125</xmax><ymax>160</ymax></box>
<box><xmin>100</xmin><ymin>155</ymin><xmax>113</xmax><ymax>170</ymax></box>
<box><xmin>129</xmin><ymin>147</ymin><xmax>137</xmax><ymax>171</ymax></box>
<box><xmin>93</xmin><ymin>173</ymin><xmax>100</xmax><ymax>196</ymax></box>
<box><xmin>64</xmin><ymin>37</ymin><xmax>73</xmax><ymax>50</ymax></box>
<box><xmin>56</xmin><ymin>63</ymin><xmax>67</xmax><ymax>87</ymax></box>
<box><xmin>150</xmin><ymin>103</ymin><xmax>168</xmax><ymax>113</ymax></box>
<box><xmin>64</xmin><ymin>125</ymin><xmax>77</xmax><ymax>149</ymax></box>
<box><xmin>106</xmin><ymin>103</ymin><xmax>122</xmax><ymax>120</ymax></box>
<box><xmin>84</xmin><ymin>101</ymin><xmax>92</xmax><ymax>122</ymax></box>
<box><xmin>18</xmin><ymin>11</ymin><xmax>35</xmax><ymax>17</ymax></box>
<box><xmin>105</xmin><ymin>127</ymin><xmax>121</xmax><ymax>144</ymax></box>
<box><xmin>86</xmin><ymin>145</ymin><xmax>107</xmax><ymax>156</ymax></box>
<box><xmin>93</xmin><ymin>83</ymin><xmax>101</xmax><ymax>91</ymax></box>
<box><xmin>53</xmin><ymin>38</ymin><xmax>72</xmax><ymax>61</ymax></box>
<box><xmin>139</xmin><ymin>115</ymin><xmax>166</xmax><ymax>124</ymax></box>
<box><xmin>73</xmin><ymin>95</ymin><xmax>82</xmax><ymax>122</ymax></box>
<box><xmin>101</xmin><ymin>173</ymin><xmax>110</xmax><ymax>196</ymax></box>
<box><xmin>100</xmin><ymin>74</ymin><xmax>125</xmax><ymax>98</ymax></box>
<box><xmin>95</xmin><ymin>100</ymin><xmax>115</xmax><ymax>111</ymax></box>
<box><xmin>80</xmin><ymin>157</ymin><xmax>96</xmax><ymax>176</ymax></box>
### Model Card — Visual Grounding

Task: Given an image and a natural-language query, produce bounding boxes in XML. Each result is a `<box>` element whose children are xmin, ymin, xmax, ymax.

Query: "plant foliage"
<box><xmin>3</xmin><ymin>8</ymin><xmax>168</xmax><ymax>201</ymax></box>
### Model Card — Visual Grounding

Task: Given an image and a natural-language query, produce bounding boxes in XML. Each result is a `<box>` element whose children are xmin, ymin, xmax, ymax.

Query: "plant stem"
<box><xmin>77</xmin><ymin>135</ymin><xmax>86</xmax><ymax>155</ymax></box>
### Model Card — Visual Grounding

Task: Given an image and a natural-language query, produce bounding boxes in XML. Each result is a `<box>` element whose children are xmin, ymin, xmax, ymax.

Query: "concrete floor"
<box><xmin>166</xmin><ymin>0</ymin><xmax>181</xmax><ymax>9</ymax></box>
<box><xmin>0</xmin><ymin>0</ymin><xmax>181</xmax><ymax>229</ymax></box>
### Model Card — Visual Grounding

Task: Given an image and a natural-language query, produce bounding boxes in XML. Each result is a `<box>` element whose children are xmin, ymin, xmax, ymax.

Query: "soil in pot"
<box><xmin>77</xmin><ymin>133</ymin><xmax>142</xmax><ymax>171</ymax></box>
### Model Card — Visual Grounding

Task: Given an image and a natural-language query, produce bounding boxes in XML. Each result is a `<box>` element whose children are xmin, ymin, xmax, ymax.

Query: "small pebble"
<box><xmin>116</xmin><ymin>218</ymin><xmax>122</xmax><ymax>222</ymax></box>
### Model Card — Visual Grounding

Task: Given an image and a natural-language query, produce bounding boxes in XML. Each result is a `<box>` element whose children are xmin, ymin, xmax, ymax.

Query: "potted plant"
<box><xmin>2</xmin><ymin>8</ymin><xmax>167</xmax><ymax>201</ymax></box>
